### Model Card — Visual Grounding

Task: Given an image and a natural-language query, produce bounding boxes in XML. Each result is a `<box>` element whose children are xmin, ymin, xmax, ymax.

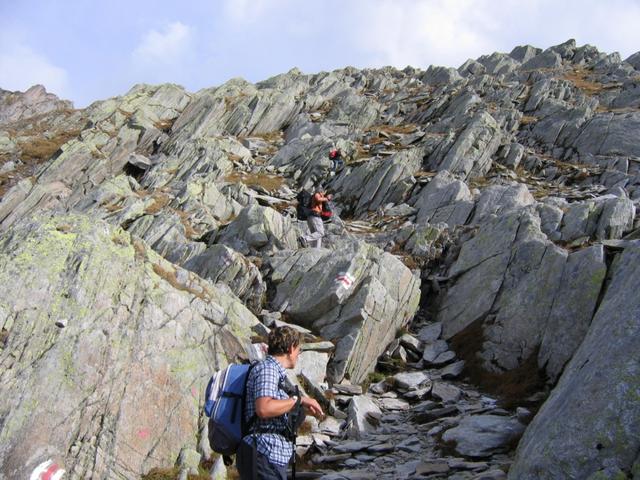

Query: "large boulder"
<box><xmin>0</xmin><ymin>214</ymin><xmax>259</xmax><ymax>479</ymax></box>
<box><xmin>142</xmin><ymin>137</ymin><xmax>243</xmax><ymax>190</ymax></box>
<box><xmin>437</xmin><ymin>209</ymin><xmax>607</xmax><ymax>375</ymax></box>
<box><xmin>331</xmin><ymin>147</ymin><xmax>424</xmax><ymax>217</ymax></box>
<box><xmin>216</xmin><ymin>204</ymin><xmax>298</xmax><ymax>255</ymax></box>
<box><xmin>538</xmin><ymin>245</ymin><xmax>607</xmax><ymax>382</ymax></box>
<box><xmin>412</xmin><ymin>170</ymin><xmax>473</xmax><ymax>227</ymax></box>
<box><xmin>0</xmin><ymin>85</ymin><xmax>73</xmax><ymax>124</ymax></box>
<box><xmin>442</xmin><ymin>415</ymin><xmax>526</xmax><ymax>458</ymax></box>
<box><xmin>559</xmin><ymin>195</ymin><xmax>636</xmax><ymax>242</ymax></box>
<box><xmin>268</xmin><ymin>241</ymin><xmax>421</xmax><ymax>384</ymax></box>
<box><xmin>471</xmin><ymin>183</ymin><xmax>535</xmax><ymax>223</ymax></box>
<box><xmin>572</xmin><ymin>112</ymin><xmax>640</xmax><ymax>158</ymax></box>
<box><xmin>127</xmin><ymin>212</ymin><xmax>206</xmax><ymax>265</ymax></box>
<box><xmin>167</xmin><ymin>77</ymin><xmax>302</xmax><ymax>141</ymax></box>
<box><xmin>509</xmin><ymin>243</ymin><xmax>640</xmax><ymax>479</ymax></box>
<box><xmin>267</xmin><ymin>135</ymin><xmax>334</xmax><ymax>189</ymax></box>
<box><xmin>183</xmin><ymin>244</ymin><xmax>266</xmax><ymax>314</ymax></box>
<box><xmin>428</xmin><ymin>111</ymin><xmax>502</xmax><ymax>180</ymax></box>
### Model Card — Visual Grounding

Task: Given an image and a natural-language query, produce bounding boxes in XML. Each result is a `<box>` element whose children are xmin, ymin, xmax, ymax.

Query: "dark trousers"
<box><xmin>236</xmin><ymin>439</ymin><xmax>287</xmax><ymax>480</ymax></box>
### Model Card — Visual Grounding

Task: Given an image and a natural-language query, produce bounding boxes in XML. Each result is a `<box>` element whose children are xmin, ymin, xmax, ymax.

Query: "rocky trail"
<box><xmin>1</xmin><ymin>39</ymin><xmax>639</xmax><ymax>480</ymax></box>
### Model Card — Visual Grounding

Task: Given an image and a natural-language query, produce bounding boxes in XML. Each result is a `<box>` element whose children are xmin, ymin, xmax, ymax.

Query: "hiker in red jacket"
<box><xmin>300</xmin><ymin>190</ymin><xmax>332</xmax><ymax>248</ymax></box>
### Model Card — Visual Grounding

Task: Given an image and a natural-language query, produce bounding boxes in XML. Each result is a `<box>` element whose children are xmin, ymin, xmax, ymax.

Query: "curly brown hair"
<box><xmin>268</xmin><ymin>326</ymin><xmax>301</xmax><ymax>356</ymax></box>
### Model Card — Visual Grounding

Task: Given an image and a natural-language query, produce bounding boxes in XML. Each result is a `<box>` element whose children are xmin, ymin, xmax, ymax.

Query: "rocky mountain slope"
<box><xmin>0</xmin><ymin>39</ymin><xmax>639</xmax><ymax>480</ymax></box>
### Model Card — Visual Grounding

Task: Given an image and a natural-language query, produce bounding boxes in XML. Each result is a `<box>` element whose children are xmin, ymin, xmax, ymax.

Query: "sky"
<box><xmin>1</xmin><ymin>0</ymin><xmax>639</xmax><ymax>108</ymax></box>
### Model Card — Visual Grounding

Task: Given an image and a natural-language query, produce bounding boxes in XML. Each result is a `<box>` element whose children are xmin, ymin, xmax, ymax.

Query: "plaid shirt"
<box><xmin>243</xmin><ymin>356</ymin><xmax>293</xmax><ymax>467</ymax></box>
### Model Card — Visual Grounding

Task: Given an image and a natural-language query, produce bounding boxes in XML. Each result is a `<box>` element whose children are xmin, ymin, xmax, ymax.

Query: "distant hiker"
<box><xmin>328</xmin><ymin>148</ymin><xmax>344</xmax><ymax>173</ymax></box>
<box><xmin>299</xmin><ymin>189</ymin><xmax>332</xmax><ymax>249</ymax></box>
<box><xmin>237</xmin><ymin>326</ymin><xmax>324</xmax><ymax>480</ymax></box>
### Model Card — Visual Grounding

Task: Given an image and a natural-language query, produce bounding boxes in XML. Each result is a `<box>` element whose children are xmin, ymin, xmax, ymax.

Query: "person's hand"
<box><xmin>301</xmin><ymin>396</ymin><xmax>324</xmax><ymax>419</ymax></box>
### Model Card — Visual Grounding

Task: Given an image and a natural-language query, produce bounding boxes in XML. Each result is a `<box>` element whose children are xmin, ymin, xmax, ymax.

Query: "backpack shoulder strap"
<box><xmin>241</xmin><ymin>362</ymin><xmax>259</xmax><ymax>437</ymax></box>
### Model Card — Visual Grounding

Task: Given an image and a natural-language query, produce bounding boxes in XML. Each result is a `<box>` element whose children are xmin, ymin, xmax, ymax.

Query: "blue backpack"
<box><xmin>205</xmin><ymin>363</ymin><xmax>256</xmax><ymax>456</ymax></box>
<box><xmin>204</xmin><ymin>362</ymin><xmax>305</xmax><ymax>457</ymax></box>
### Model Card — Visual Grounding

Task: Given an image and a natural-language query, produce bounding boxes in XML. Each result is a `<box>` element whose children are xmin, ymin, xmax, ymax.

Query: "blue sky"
<box><xmin>1</xmin><ymin>0</ymin><xmax>639</xmax><ymax>107</ymax></box>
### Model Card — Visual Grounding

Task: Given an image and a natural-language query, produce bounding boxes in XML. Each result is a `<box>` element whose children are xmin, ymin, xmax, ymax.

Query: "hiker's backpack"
<box><xmin>321</xmin><ymin>201</ymin><xmax>333</xmax><ymax>222</ymax></box>
<box><xmin>204</xmin><ymin>363</ymin><xmax>306</xmax><ymax>454</ymax></box>
<box><xmin>205</xmin><ymin>363</ymin><xmax>255</xmax><ymax>456</ymax></box>
<box><xmin>296</xmin><ymin>190</ymin><xmax>312</xmax><ymax>221</ymax></box>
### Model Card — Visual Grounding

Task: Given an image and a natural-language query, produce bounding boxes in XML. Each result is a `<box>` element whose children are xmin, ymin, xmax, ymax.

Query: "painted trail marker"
<box><xmin>30</xmin><ymin>460</ymin><xmax>65</xmax><ymax>480</ymax></box>
<box><xmin>335</xmin><ymin>272</ymin><xmax>355</xmax><ymax>289</ymax></box>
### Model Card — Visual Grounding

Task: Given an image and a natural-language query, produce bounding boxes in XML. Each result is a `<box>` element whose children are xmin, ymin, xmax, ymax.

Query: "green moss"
<box><xmin>61</xmin><ymin>348</ymin><xmax>77</xmax><ymax>387</ymax></box>
<box><xmin>167</xmin><ymin>349</ymin><xmax>202</xmax><ymax>377</ymax></box>
<box><xmin>0</xmin><ymin>397</ymin><xmax>38</xmax><ymax>442</ymax></box>
<box><xmin>585</xmin><ymin>469</ymin><xmax>627</xmax><ymax>480</ymax></box>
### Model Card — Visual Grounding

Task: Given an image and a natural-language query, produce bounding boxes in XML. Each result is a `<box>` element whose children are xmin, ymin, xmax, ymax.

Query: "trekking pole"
<box><xmin>333</xmin><ymin>214</ymin><xmax>358</xmax><ymax>242</ymax></box>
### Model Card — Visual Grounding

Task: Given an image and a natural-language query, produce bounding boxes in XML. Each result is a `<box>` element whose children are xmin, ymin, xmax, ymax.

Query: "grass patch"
<box><xmin>563</xmin><ymin>67</ymin><xmax>621</xmax><ymax>97</ymax></box>
<box><xmin>367</xmin><ymin>123</ymin><xmax>418</xmax><ymax>135</ymax></box>
<box><xmin>175</xmin><ymin>209</ymin><xmax>201</xmax><ymax>239</ymax></box>
<box><xmin>17</xmin><ymin>129</ymin><xmax>82</xmax><ymax>164</ymax></box>
<box><xmin>245</xmin><ymin>130</ymin><xmax>283</xmax><ymax>142</ymax></box>
<box><xmin>361</xmin><ymin>370</ymin><xmax>387</xmax><ymax>392</ymax></box>
<box><xmin>144</xmin><ymin>192</ymin><xmax>171</xmax><ymax>215</ymax></box>
<box><xmin>153</xmin><ymin>118</ymin><xmax>175</xmax><ymax>132</ymax></box>
<box><xmin>152</xmin><ymin>263</ymin><xmax>209</xmax><ymax>301</ymax></box>
<box><xmin>224</xmin><ymin>171</ymin><xmax>285</xmax><ymax>192</ymax></box>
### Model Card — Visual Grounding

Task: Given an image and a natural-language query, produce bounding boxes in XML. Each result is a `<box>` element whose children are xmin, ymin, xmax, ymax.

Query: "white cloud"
<box><xmin>0</xmin><ymin>36</ymin><xmax>69</xmax><ymax>98</ymax></box>
<box><xmin>132</xmin><ymin>21</ymin><xmax>194</xmax><ymax>65</ymax></box>
<box><xmin>349</xmin><ymin>0</ymin><xmax>640</xmax><ymax>70</ymax></box>
<box><xmin>351</xmin><ymin>0</ymin><xmax>500</xmax><ymax>69</ymax></box>
<box><xmin>222</xmin><ymin>0</ymin><xmax>293</xmax><ymax>25</ymax></box>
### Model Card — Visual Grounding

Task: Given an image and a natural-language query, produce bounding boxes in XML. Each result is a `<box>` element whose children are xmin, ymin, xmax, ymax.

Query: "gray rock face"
<box><xmin>429</xmin><ymin>111</ymin><xmax>502</xmax><ymax>180</ymax></box>
<box><xmin>437</xmin><ymin>209</ymin><xmax>608</xmax><ymax>373</ymax></box>
<box><xmin>522</xmin><ymin>50</ymin><xmax>563</xmax><ymax>71</ymax></box>
<box><xmin>471</xmin><ymin>183</ymin><xmax>535</xmax><ymax>223</ymax></box>
<box><xmin>346</xmin><ymin>395</ymin><xmax>382</xmax><ymax>439</ymax></box>
<box><xmin>538</xmin><ymin>245</ymin><xmax>607</xmax><ymax>382</ymax></box>
<box><xmin>183</xmin><ymin>244</ymin><xmax>266</xmax><ymax>314</ymax></box>
<box><xmin>127</xmin><ymin>212</ymin><xmax>206</xmax><ymax>265</ymax></box>
<box><xmin>573</xmin><ymin>112</ymin><xmax>640</xmax><ymax>158</ymax></box>
<box><xmin>332</xmin><ymin>147</ymin><xmax>424</xmax><ymax>216</ymax></box>
<box><xmin>268</xmin><ymin>241</ymin><xmax>420</xmax><ymax>383</ymax></box>
<box><xmin>0</xmin><ymin>214</ymin><xmax>258</xmax><ymax>479</ymax></box>
<box><xmin>442</xmin><ymin>415</ymin><xmax>526</xmax><ymax>458</ymax></box>
<box><xmin>559</xmin><ymin>196</ymin><xmax>636</xmax><ymax>242</ymax></box>
<box><xmin>421</xmin><ymin>66</ymin><xmax>463</xmax><ymax>86</ymax></box>
<box><xmin>458</xmin><ymin>59</ymin><xmax>486</xmax><ymax>77</ymax></box>
<box><xmin>625</xmin><ymin>51</ymin><xmax>640</xmax><ymax>70</ymax></box>
<box><xmin>217</xmin><ymin>204</ymin><xmax>297</xmax><ymax>254</ymax></box>
<box><xmin>1</xmin><ymin>38</ymin><xmax>640</xmax><ymax>479</ymax></box>
<box><xmin>477</xmin><ymin>52</ymin><xmax>520</xmax><ymax>76</ymax></box>
<box><xmin>509</xmin><ymin>244</ymin><xmax>640</xmax><ymax>479</ymax></box>
<box><xmin>392</xmin><ymin>371</ymin><xmax>431</xmax><ymax>391</ymax></box>
<box><xmin>413</xmin><ymin>171</ymin><xmax>473</xmax><ymax>226</ymax></box>
<box><xmin>510</xmin><ymin>45</ymin><xmax>542</xmax><ymax>63</ymax></box>
<box><xmin>0</xmin><ymin>85</ymin><xmax>73</xmax><ymax>124</ymax></box>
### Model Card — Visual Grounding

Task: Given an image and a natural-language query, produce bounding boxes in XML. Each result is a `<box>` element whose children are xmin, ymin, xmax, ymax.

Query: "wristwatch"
<box><xmin>291</xmin><ymin>395</ymin><xmax>299</xmax><ymax>404</ymax></box>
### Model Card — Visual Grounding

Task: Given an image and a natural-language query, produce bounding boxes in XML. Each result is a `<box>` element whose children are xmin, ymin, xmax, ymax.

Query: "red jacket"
<box><xmin>310</xmin><ymin>192</ymin><xmax>329</xmax><ymax>215</ymax></box>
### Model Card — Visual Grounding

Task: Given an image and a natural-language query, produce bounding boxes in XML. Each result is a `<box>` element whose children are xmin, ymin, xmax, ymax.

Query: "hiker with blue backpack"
<box><xmin>205</xmin><ymin>326</ymin><xmax>324</xmax><ymax>479</ymax></box>
<box><xmin>237</xmin><ymin>326</ymin><xmax>324</xmax><ymax>479</ymax></box>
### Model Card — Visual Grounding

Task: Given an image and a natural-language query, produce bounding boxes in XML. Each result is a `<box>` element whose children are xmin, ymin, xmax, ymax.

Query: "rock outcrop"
<box><xmin>268</xmin><ymin>241</ymin><xmax>421</xmax><ymax>384</ymax></box>
<box><xmin>1</xmin><ymin>38</ymin><xmax>639</xmax><ymax>479</ymax></box>
<box><xmin>0</xmin><ymin>214</ymin><xmax>259</xmax><ymax>479</ymax></box>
